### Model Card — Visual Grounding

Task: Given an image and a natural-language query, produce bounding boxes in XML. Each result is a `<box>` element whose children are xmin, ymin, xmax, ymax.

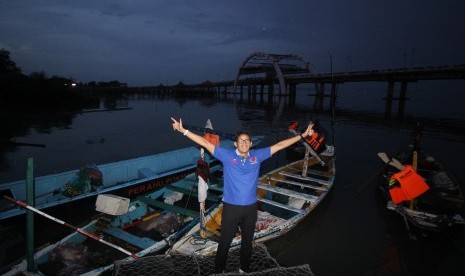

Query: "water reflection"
<box><xmin>0</xmin><ymin>86</ymin><xmax>464</xmax><ymax>275</ymax></box>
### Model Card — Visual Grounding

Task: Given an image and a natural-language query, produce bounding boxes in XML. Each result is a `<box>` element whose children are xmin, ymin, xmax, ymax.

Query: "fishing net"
<box><xmin>63</xmin><ymin>175</ymin><xmax>91</xmax><ymax>196</ymax></box>
<box><xmin>112</xmin><ymin>243</ymin><xmax>314</xmax><ymax>276</ymax></box>
<box><xmin>63</xmin><ymin>164</ymin><xmax>103</xmax><ymax>196</ymax></box>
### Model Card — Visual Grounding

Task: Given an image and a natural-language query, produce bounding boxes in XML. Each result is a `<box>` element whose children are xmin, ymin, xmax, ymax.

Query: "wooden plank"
<box><xmin>103</xmin><ymin>226</ymin><xmax>157</xmax><ymax>249</ymax></box>
<box><xmin>264</xmin><ymin>175</ymin><xmax>329</xmax><ymax>191</ymax></box>
<box><xmin>138</xmin><ymin>197</ymin><xmax>199</xmax><ymax>218</ymax></box>
<box><xmin>257</xmin><ymin>183</ymin><xmax>317</xmax><ymax>203</ymax></box>
<box><xmin>257</xmin><ymin>197</ymin><xmax>302</xmax><ymax>213</ymax></box>
<box><xmin>306</xmin><ymin>167</ymin><xmax>334</xmax><ymax>178</ymax></box>
<box><xmin>278</xmin><ymin>172</ymin><xmax>331</xmax><ymax>187</ymax></box>
<box><xmin>286</xmin><ymin>164</ymin><xmax>334</xmax><ymax>178</ymax></box>
<box><xmin>166</xmin><ymin>185</ymin><xmax>221</xmax><ymax>202</ymax></box>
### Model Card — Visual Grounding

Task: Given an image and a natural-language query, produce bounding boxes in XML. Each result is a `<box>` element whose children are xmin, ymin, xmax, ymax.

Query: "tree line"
<box><xmin>0</xmin><ymin>48</ymin><xmax>114</xmax><ymax>111</ymax></box>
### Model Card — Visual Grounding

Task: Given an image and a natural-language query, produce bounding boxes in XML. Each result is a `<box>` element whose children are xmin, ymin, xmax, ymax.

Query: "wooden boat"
<box><xmin>0</xmin><ymin>136</ymin><xmax>263</xmax><ymax>221</ymax></box>
<box><xmin>378</xmin><ymin>129</ymin><xmax>465</xmax><ymax>232</ymax></box>
<box><xmin>168</xmin><ymin>135</ymin><xmax>336</xmax><ymax>257</ymax></box>
<box><xmin>4</xmin><ymin>164</ymin><xmax>225</xmax><ymax>276</ymax></box>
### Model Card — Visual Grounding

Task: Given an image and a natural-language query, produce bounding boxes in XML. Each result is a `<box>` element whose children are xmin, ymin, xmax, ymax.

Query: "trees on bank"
<box><xmin>0</xmin><ymin>48</ymin><xmax>99</xmax><ymax>111</ymax></box>
<box><xmin>1</xmin><ymin>49</ymin><xmax>104</xmax><ymax>150</ymax></box>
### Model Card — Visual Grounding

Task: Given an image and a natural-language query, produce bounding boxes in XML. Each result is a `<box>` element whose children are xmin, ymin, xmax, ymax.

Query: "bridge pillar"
<box><xmin>398</xmin><ymin>81</ymin><xmax>408</xmax><ymax>117</ymax></box>
<box><xmin>385</xmin><ymin>81</ymin><xmax>395</xmax><ymax>118</ymax></box>
<box><xmin>313</xmin><ymin>83</ymin><xmax>320</xmax><ymax>111</ymax></box>
<box><xmin>330</xmin><ymin>83</ymin><xmax>338</xmax><ymax>110</ymax></box>
<box><xmin>268</xmin><ymin>83</ymin><xmax>274</xmax><ymax>103</ymax></box>
<box><xmin>222</xmin><ymin>86</ymin><xmax>227</xmax><ymax>99</ymax></box>
<box><xmin>247</xmin><ymin>84</ymin><xmax>257</xmax><ymax>102</ymax></box>
<box><xmin>251</xmin><ymin>84</ymin><xmax>258</xmax><ymax>103</ymax></box>
<box><xmin>289</xmin><ymin>83</ymin><xmax>297</xmax><ymax>105</ymax></box>
<box><xmin>314</xmin><ymin>83</ymin><xmax>325</xmax><ymax>111</ymax></box>
<box><xmin>384</xmin><ymin>81</ymin><xmax>409</xmax><ymax>118</ymax></box>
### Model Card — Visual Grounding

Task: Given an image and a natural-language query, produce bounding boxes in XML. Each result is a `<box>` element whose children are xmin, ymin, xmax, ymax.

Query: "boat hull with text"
<box><xmin>0</xmin><ymin>136</ymin><xmax>263</xmax><ymax>221</ymax></box>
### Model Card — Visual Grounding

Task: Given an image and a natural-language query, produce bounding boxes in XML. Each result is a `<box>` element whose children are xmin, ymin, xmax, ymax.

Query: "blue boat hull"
<box><xmin>0</xmin><ymin>136</ymin><xmax>263</xmax><ymax>221</ymax></box>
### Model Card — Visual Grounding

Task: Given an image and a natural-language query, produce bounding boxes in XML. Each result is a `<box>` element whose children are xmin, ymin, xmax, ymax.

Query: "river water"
<box><xmin>1</xmin><ymin>80</ymin><xmax>465</xmax><ymax>275</ymax></box>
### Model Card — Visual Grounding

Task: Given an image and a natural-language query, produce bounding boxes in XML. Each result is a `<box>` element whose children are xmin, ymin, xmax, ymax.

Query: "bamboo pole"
<box><xmin>3</xmin><ymin>195</ymin><xmax>139</xmax><ymax>259</ymax></box>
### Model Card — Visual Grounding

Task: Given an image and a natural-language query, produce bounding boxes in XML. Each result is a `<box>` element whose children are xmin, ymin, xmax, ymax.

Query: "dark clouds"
<box><xmin>1</xmin><ymin>0</ymin><xmax>464</xmax><ymax>86</ymax></box>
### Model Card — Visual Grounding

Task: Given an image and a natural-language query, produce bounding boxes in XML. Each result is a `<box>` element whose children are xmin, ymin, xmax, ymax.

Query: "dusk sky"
<box><xmin>1</xmin><ymin>1</ymin><xmax>464</xmax><ymax>86</ymax></box>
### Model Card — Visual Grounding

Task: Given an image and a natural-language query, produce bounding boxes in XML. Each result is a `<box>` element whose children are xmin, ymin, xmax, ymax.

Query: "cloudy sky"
<box><xmin>1</xmin><ymin>0</ymin><xmax>464</xmax><ymax>86</ymax></box>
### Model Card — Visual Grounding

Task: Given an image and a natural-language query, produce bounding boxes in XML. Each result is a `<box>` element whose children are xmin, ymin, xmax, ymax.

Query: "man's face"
<box><xmin>234</xmin><ymin>134</ymin><xmax>252</xmax><ymax>154</ymax></box>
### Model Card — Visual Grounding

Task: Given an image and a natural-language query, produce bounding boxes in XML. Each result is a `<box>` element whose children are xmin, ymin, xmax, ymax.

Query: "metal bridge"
<box><xmin>94</xmin><ymin>52</ymin><xmax>465</xmax><ymax>117</ymax></box>
<box><xmin>222</xmin><ymin>52</ymin><xmax>465</xmax><ymax>117</ymax></box>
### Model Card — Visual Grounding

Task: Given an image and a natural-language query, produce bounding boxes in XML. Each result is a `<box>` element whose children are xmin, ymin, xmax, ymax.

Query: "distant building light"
<box><xmin>71</xmin><ymin>83</ymin><xmax>77</xmax><ymax>87</ymax></box>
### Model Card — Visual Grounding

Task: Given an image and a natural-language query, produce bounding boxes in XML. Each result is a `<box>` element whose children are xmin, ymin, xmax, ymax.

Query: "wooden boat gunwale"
<box><xmin>168</xmin><ymin>149</ymin><xmax>336</xmax><ymax>256</ymax></box>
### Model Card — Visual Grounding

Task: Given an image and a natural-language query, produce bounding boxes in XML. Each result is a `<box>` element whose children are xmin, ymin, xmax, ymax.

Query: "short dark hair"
<box><xmin>235</xmin><ymin>131</ymin><xmax>251</xmax><ymax>141</ymax></box>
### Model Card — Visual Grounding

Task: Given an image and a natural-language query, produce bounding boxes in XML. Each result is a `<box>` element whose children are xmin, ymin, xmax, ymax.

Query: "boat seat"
<box><xmin>138</xmin><ymin>168</ymin><xmax>157</xmax><ymax>178</ymax></box>
<box><xmin>166</xmin><ymin>185</ymin><xmax>222</xmax><ymax>202</ymax></box>
<box><xmin>138</xmin><ymin>196</ymin><xmax>199</xmax><ymax>218</ymax></box>
<box><xmin>286</xmin><ymin>164</ymin><xmax>334</xmax><ymax>178</ymax></box>
<box><xmin>278</xmin><ymin>171</ymin><xmax>332</xmax><ymax>186</ymax></box>
<box><xmin>256</xmin><ymin>197</ymin><xmax>301</xmax><ymax>213</ymax></box>
<box><xmin>257</xmin><ymin>183</ymin><xmax>317</xmax><ymax>203</ymax></box>
<box><xmin>103</xmin><ymin>226</ymin><xmax>157</xmax><ymax>249</ymax></box>
<box><xmin>265</xmin><ymin>174</ymin><xmax>329</xmax><ymax>191</ymax></box>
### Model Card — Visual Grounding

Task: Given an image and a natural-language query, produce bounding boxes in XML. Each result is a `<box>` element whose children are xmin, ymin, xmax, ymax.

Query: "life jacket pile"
<box><xmin>305</xmin><ymin>132</ymin><xmax>325</xmax><ymax>153</ymax></box>
<box><xmin>388</xmin><ymin>165</ymin><xmax>429</xmax><ymax>204</ymax></box>
<box><xmin>288</xmin><ymin>121</ymin><xmax>326</xmax><ymax>153</ymax></box>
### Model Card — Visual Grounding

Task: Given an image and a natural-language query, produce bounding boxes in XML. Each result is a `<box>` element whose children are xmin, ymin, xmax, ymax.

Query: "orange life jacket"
<box><xmin>305</xmin><ymin>132</ymin><xmax>325</xmax><ymax>152</ymax></box>
<box><xmin>288</xmin><ymin>121</ymin><xmax>299</xmax><ymax>131</ymax></box>
<box><xmin>204</xmin><ymin>133</ymin><xmax>220</xmax><ymax>146</ymax></box>
<box><xmin>388</xmin><ymin>165</ymin><xmax>429</xmax><ymax>204</ymax></box>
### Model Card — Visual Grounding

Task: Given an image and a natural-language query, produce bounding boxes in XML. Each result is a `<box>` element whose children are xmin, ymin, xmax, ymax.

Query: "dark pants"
<box><xmin>214</xmin><ymin>202</ymin><xmax>257</xmax><ymax>273</ymax></box>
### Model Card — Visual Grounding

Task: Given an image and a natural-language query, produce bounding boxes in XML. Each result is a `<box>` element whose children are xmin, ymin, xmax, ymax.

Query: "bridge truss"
<box><xmin>233</xmin><ymin>52</ymin><xmax>315</xmax><ymax>94</ymax></box>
